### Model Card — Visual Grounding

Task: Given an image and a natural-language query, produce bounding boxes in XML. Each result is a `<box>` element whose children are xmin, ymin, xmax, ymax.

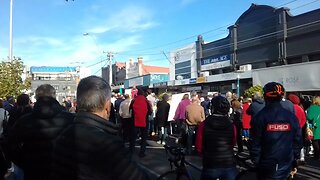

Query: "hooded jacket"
<box><xmin>51</xmin><ymin>112</ymin><xmax>149</xmax><ymax>180</ymax></box>
<box><xmin>174</xmin><ymin>99</ymin><xmax>191</xmax><ymax>121</ymax></box>
<box><xmin>6</xmin><ymin>96</ymin><xmax>74</xmax><ymax>180</ymax></box>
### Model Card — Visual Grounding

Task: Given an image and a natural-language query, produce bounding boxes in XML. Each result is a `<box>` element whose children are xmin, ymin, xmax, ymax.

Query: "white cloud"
<box><xmin>15</xmin><ymin>36</ymin><xmax>64</xmax><ymax>47</ymax></box>
<box><xmin>16</xmin><ymin>34</ymin><xmax>142</xmax><ymax>75</ymax></box>
<box><xmin>87</xmin><ymin>5</ymin><xmax>159</xmax><ymax>34</ymax></box>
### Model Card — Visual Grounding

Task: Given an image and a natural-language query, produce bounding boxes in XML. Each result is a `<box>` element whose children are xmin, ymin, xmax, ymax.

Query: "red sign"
<box><xmin>267</xmin><ymin>123</ymin><xmax>291</xmax><ymax>132</ymax></box>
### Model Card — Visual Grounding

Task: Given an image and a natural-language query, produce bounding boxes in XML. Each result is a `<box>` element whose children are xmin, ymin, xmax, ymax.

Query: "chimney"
<box><xmin>137</xmin><ymin>57</ymin><xmax>143</xmax><ymax>76</ymax></box>
<box><xmin>137</xmin><ymin>57</ymin><xmax>143</xmax><ymax>64</ymax></box>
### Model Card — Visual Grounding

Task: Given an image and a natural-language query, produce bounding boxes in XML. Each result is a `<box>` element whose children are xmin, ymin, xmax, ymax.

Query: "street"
<box><xmin>132</xmin><ymin>140</ymin><xmax>320</xmax><ymax>180</ymax></box>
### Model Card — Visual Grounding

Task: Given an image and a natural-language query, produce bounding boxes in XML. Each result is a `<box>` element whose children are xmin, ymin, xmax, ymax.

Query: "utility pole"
<box><xmin>9</xmin><ymin>0</ymin><xmax>13</xmax><ymax>61</ymax></box>
<box><xmin>106</xmin><ymin>52</ymin><xmax>113</xmax><ymax>87</ymax></box>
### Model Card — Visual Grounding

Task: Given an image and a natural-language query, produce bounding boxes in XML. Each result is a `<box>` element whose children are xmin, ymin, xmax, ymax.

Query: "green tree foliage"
<box><xmin>0</xmin><ymin>57</ymin><xmax>31</xmax><ymax>99</ymax></box>
<box><xmin>244</xmin><ymin>85</ymin><xmax>263</xmax><ymax>98</ymax></box>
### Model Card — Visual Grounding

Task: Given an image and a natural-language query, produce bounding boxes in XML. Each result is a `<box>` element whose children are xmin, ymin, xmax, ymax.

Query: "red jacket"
<box><xmin>242</xmin><ymin>102</ymin><xmax>251</xmax><ymax>129</ymax></box>
<box><xmin>293</xmin><ymin>104</ymin><xmax>306</xmax><ymax>128</ymax></box>
<box><xmin>131</xmin><ymin>95</ymin><xmax>150</xmax><ymax>127</ymax></box>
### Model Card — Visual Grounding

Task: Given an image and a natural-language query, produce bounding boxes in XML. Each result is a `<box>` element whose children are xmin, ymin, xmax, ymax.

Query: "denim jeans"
<box><xmin>243</xmin><ymin>129</ymin><xmax>250</xmax><ymax>139</ymax></box>
<box><xmin>201</xmin><ymin>167</ymin><xmax>238</xmax><ymax>180</ymax></box>
<box><xmin>257</xmin><ymin>162</ymin><xmax>292</xmax><ymax>180</ymax></box>
<box><xmin>148</xmin><ymin>113</ymin><xmax>154</xmax><ymax>135</ymax></box>
<box><xmin>158</xmin><ymin>126</ymin><xmax>168</xmax><ymax>144</ymax></box>
<box><xmin>13</xmin><ymin>164</ymin><xmax>24</xmax><ymax>180</ymax></box>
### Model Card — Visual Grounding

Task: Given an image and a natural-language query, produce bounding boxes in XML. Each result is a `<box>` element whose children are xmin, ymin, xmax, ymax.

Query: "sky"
<box><xmin>0</xmin><ymin>0</ymin><xmax>319</xmax><ymax>75</ymax></box>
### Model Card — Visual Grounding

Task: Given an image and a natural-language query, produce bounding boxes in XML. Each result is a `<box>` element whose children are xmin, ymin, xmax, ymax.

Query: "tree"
<box><xmin>0</xmin><ymin>57</ymin><xmax>31</xmax><ymax>99</ymax></box>
<box><xmin>244</xmin><ymin>85</ymin><xmax>263</xmax><ymax>98</ymax></box>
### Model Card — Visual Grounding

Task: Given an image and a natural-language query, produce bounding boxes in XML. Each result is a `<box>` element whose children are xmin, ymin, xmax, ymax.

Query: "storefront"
<box><xmin>253</xmin><ymin>61</ymin><xmax>320</xmax><ymax>92</ymax></box>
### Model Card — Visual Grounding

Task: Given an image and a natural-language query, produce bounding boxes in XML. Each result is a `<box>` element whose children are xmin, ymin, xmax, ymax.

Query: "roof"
<box><xmin>142</xmin><ymin>65</ymin><xmax>169</xmax><ymax>75</ymax></box>
<box><xmin>30</xmin><ymin>66</ymin><xmax>77</xmax><ymax>73</ymax></box>
<box><xmin>115</xmin><ymin>62</ymin><xmax>126</xmax><ymax>69</ymax></box>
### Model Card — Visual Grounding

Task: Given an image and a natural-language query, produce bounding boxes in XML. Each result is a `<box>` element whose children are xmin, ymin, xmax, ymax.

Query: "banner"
<box><xmin>252</xmin><ymin>61</ymin><xmax>320</xmax><ymax>91</ymax></box>
<box><xmin>201</xmin><ymin>54</ymin><xmax>231</xmax><ymax>71</ymax></box>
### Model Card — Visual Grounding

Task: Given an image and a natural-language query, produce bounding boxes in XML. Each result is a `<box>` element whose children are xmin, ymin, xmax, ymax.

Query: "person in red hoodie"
<box><xmin>129</xmin><ymin>88</ymin><xmax>151</xmax><ymax>157</ymax></box>
<box><xmin>242</xmin><ymin>98</ymin><xmax>252</xmax><ymax>141</ymax></box>
<box><xmin>287</xmin><ymin>93</ymin><xmax>307</xmax><ymax>163</ymax></box>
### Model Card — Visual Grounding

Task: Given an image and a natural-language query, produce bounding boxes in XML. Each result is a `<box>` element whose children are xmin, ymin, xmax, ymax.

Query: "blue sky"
<box><xmin>0</xmin><ymin>0</ymin><xmax>319</xmax><ymax>75</ymax></box>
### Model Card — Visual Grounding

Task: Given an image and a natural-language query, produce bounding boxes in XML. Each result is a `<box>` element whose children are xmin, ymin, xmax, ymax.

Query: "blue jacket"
<box><xmin>250</xmin><ymin>101</ymin><xmax>302</xmax><ymax>174</ymax></box>
<box><xmin>246</xmin><ymin>99</ymin><xmax>265</xmax><ymax>118</ymax></box>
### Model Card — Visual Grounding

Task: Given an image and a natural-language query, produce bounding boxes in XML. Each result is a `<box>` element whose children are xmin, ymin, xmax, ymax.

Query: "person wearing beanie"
<box><xmin>196</xmin><ymin>95</ymin><xmax>238</xmax><ymax>179</ymax></box>
<box><xmin>250</xmin><ymin>82</ymin><xmax>302</xmax><ymax>179</ymax></box>
<box><xmin>288</xmin><ymin>94</ymin><xmax>307</xmax><ymax>163</ymax></box>
<box><xmin>287</xmin><ymin>94</ymin><xmax>306</xmax><ymax>129</ymax></box>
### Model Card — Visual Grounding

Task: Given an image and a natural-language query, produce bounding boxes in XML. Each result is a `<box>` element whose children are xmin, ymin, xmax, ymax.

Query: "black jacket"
<box><xmin>51</xmin><ymin>112</ymin><xmax>149</xmax><ymax>180</ymax></box>
<box><xmin>246</xmin><ymin>99</ymin><xmax>265</xmax><ymax>117</ymax></box>
<box><xmin>250</xmin><ymin>102</ymin><xmax>302</xmax><ymax>175</ymax></box>
<box><xmin>4</xmin><ymin>105</ymin><xmax>33</xmax><ymax>136</ymax></box>
<box><xmin>6</xmin><ymin>97</ymin><xmax>74</xmax><ymax>180</ymax></box>
<box><xmin>202</xmin><ymin>114</ymin><xmax>236</xmax><ymax>169</ymax></box>
<box><xmin>155</xmin><ymin>100</ymin><xmax>170</xmax><ymax>127</ymax></box>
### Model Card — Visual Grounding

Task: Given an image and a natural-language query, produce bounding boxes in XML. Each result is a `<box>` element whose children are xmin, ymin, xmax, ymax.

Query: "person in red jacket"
<box><xmin>129</xmin><ymin>88</ymin><xmax>151</xmax><ymax>157</ymax></box>
<box><xmin>287</xmin><ymin>93</ymin><xmax>307</xmax><ymax>163</ymax></box>
<box><xmin>242</xmin><ymin>98</ymin><xmax>252</xmax><ymax>140</ymax></box>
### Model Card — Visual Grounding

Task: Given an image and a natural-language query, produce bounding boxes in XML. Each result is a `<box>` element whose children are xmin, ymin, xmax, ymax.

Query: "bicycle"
<box><xmin>157</xmin><ymin>145</ymin><xmax>201</xmax><ymax>180</ymax></box>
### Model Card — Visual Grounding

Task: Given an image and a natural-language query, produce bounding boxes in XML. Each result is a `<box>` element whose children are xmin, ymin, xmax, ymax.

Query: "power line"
<box><xmin>84</xmin><ymin>0</ymin><xmax>316</xmax><ymax>68</ymax></box>
<box><xmin>116</xmin><ymin>0</ymin><xmax>301</xmax><ymax>54</ymax></box>
<box><xmin>138</xmin><ymin>18</ymin><xmax>320</xmax><ymax>66</ymax></box>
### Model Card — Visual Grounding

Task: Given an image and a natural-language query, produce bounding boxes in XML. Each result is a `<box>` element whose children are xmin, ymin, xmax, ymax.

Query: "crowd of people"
<box><xmin>0</xmin><ymin>77</ymin><xmax>319</xmax><ymax>179</ymax></box>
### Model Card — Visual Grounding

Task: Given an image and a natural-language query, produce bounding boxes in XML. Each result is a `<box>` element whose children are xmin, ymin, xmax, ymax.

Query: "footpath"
<box><xmin>133</xmin><ymin>140</ymin><xmax>320</xmax><ymax>180</ymax></box>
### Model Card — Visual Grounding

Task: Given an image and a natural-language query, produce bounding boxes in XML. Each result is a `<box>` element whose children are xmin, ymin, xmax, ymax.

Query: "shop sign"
<box><xmin>201</xmin><ymin>54</ymin><xmax>231</xmax><ymax>71</ymax></box>
<box><xmin>153</xmin><ymin>81</ymin><xmax>167</xmax><ymax>88</ymax></box>
<box><xmin>189</xmin><ymin>78</ymin><xmax>197</xmax><ymax>84</ymax></box>
<box><xmin>252</xmin><ymin>61</ymin><xmax>320</xmax><ymax>92</ymax></box>
<box><xmin>196</xmin><ymin>77</ymin><xmax>206</xmax><ymax>83</ymax></box>
<box><xmin>182</xmin><ymin>86</ymin><xmax>202</xmax><ymax>92</ymax></box>
<box><xmin>128</xmin><ymin>77</ymin><xmax>143</xmax><ymax>88</ymax></box>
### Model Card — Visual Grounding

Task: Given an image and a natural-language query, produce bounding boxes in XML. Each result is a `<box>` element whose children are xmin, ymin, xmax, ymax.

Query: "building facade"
<box><xmin>102</xmin><ymin>62</ymin><xmax>126</xmax><ymax>86</ymax></box>
<box><xmin>169</xmin><ymin>43</ymin><xmax>197</xmax><ymax>80</ymax></box>
<box><xmin>30</xmin><ymin>66</ymin><xmax>80</xmax><ymax>102</ymax></box>
<box><xmin>197</xmin><ymin>4</ymin><xmax>320</xmax><ymax>75</ymax></box>
<box><xmin>191</xmin><ymin>4</ymin><xmax>320</xmax><ymax>93</ymax></box>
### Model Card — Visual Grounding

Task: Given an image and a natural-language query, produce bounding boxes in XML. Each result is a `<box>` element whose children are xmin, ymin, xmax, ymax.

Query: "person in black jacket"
<box><xmin>5</xmin><ymin>84</ymin><xmax>75</xmax><ymax>180</ymax></box>
<box><xmin>196</xmin><ymin>95</ymin><xmax>238</xmax><ymax>180</ymax></box>
<box><xmin>51</xmin><ymin>75</ymin><xmax>149</xmax><ymax>180</ymax></box>
<box><xmin>155</xmin><ymin>94</ymin><xmax>170</xmax><ymax>144</ymax></box>
<box><xmin>250</xmin><ymin>82</ymin><xmax>302</xmax><ymax>179</ymax></box>
<box><xmin>4</xmin><ymin>93</ymin><xmax>33</xmax><ymax>180</ymax></box>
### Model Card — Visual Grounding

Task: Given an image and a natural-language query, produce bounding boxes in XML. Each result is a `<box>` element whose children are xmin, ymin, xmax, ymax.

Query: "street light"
<box><xmin>83</xmin><ymin>33</ymin><xmax>113</xmax><ymax>86</ymax></box>
<box><xmin>9</xmin><ymin>0</ymin><xmax>13</xmax><ymax>61</ymax></box>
